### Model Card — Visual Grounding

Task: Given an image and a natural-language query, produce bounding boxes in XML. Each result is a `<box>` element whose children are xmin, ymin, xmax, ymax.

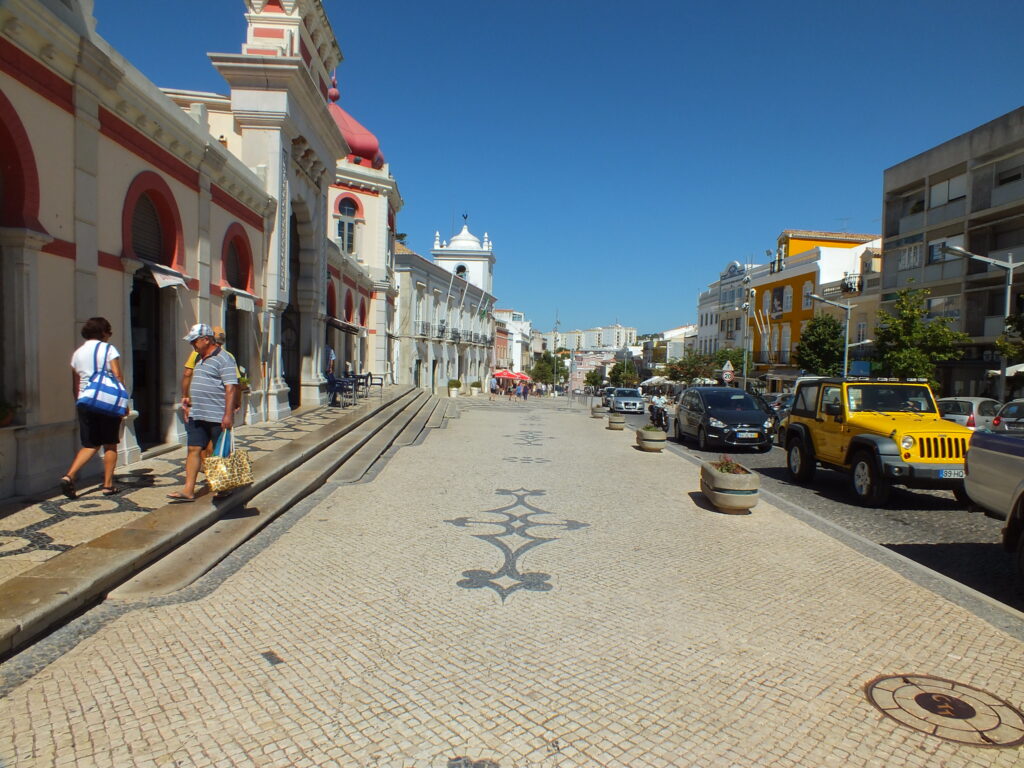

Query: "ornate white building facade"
<box><xmin>393</xmin><ymin>225</ymin><xmax>496</xmax><ymax>393</ymax></box>
<box><xmin>0</xmin><ymin>0</ymin><xmax>401</xmax><ymax>499</ymax></box>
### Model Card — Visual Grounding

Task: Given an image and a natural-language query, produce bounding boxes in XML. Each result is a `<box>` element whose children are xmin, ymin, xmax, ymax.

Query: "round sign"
<box><xmin>722</xmin><ymin>370</ymin><xmax>734</xmax><ymax>382</ymax></box>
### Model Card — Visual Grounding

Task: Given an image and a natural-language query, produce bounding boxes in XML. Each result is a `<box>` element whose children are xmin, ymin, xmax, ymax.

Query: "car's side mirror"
<box><xmin>824</xmin><ymin>402</ymin><xmax>842</xmax><ymax>417</ymax></box>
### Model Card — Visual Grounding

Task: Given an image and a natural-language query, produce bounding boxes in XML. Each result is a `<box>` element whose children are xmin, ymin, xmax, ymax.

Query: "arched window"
<box><xmin>802</xmin><ymin>281</ymin><xmax>814</xmax><ymax>310</ymax></box>
<box><xmin>359</xmin><ymin>298</ymin><xmax>367</xmax><ymax>327</ymax></box>
<box><xmin>455</xmin><ymin>264</ymin><xmax>468</xmax><ymax>278</ymax></box>
<box><xmin>326</xmin><ymin>281</ymin><xmax>337</xmax><ymax>318</ymax></box>
<box><xmin>335</xmin><ymin>197</ymin><xmax>358</xmax><ymax>254</ymax></box>
<box><xmin>783</xmin><ymin>285</ymin><xmax>794</xmax><ymax>313</ymax></box>
<box><xmin>122</xmin><ymin>171</ymin><xmax>183</xmax><ymax>269</ymax></box>
<box><xmin>131</xmin><ymin>194</ymin><xmax>163</xmax><ymax>262</ymax></box>
<box><xmin>220</xmin><ymin>224</ymin><xmax>253</xmax><ymax>292</ymax></box>
<box><xmin>344</xmin><ymin>290</ymin><xmax>355</xmax><ymax>322</ymax></box>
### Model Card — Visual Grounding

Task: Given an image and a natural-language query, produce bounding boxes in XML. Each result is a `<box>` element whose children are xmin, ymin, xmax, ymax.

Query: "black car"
<box><xmin>672</xmin><ymin>386</ymin><xmax>774</xmax><ymax>452</ymax></box>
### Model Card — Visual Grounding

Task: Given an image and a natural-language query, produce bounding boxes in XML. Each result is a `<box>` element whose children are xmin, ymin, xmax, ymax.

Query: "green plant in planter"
<box><xmin>641</xmin><ymin>424</ymin><xmax>665</xmax><ymax>432</ymax></box>
<box><xmin>709</xmin><ymin>454</ymin><xmax>748</xmax><ymax>474</ymax></box>
<box><xmin>470</xmin><ymin>380</ymin><xmax>482</xmax><ymax>388</ymax></box>
<box><xmin>448</xmin><ymin>379</ymin><xmax>462</xmax><ymax>389</ymax></box>
<box><xmin>237</xmin><ymin>365</ymin><xmax>250</xmax><ymax>391</ymax></box>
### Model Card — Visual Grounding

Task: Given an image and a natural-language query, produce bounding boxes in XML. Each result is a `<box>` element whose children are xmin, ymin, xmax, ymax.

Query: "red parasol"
<box><xmin>493</xmin><ymin>369</ymin><xmax>516</xmax><ymax>379</ymax></box>
<box><xmin>513</xmin><ymin>371</ymin><xmax>532</xmax><ymax>381</ymax></box>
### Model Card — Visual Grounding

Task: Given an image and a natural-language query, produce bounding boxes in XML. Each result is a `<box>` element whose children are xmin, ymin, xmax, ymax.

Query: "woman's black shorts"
<box><xmin>77</xmin><ymin>405</ymin><xmax>121</xmax><ymax>448</ymax></box>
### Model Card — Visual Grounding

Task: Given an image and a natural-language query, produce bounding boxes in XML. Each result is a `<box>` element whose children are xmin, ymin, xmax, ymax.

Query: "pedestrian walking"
<box><xmin>60</xmin><ymin>317</ymin><xmax>126</xmax><ymax>499</ymax></box>
<box><xmin>489</xmin><ymin>376</ymin><xmax>498</xmax><ymax>401</ymax></box>
<box><xmin>169</xmin><ymin>323</ymin><xmax>238</xmax><ymax>502</ymax></box>
<box><xmin>324</xmin><ymin>334</ymin><xmax>338</xmax><ymax>406</ymax></box>
<box><xmin>180</xmin><ymin>326</ymin><xmax>238</xmax><ymax>458</ymax></box>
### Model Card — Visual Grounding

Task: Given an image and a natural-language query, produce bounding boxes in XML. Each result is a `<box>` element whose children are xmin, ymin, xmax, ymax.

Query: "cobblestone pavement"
<box><xmin>630</xmin><ymin>411</ymin><xmax>1024</xmax><ymax>613</ymax></box>
<box><xmin>0</xmin><ymin>405</ymin><xmax>348</xmax><ymax>586</ymax></box>
<box><xmin>1</xmin><ymin>396</ymin><xmax>1023</xmax><ymax>767</ymax></box>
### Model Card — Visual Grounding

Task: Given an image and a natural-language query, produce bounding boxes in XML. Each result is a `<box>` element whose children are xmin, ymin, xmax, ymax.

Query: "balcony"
<box><xmin>448</xmin><ymin>328</ymin><xmax>461</xmax><ymax>342</ymax></box>
<box><xmin>841</xmin><ymin>274</ymin><xmax>862</xmax><ymax>294</ymax></box>
<box><xmin>413</xmin><ymin>321</ymin><xmax>431</xmax><ymax>337</ymax></box>
<box><xmin>434</xmin><ymin>323</ymin><xmax>447</xmax><ymax>339</ymax></box>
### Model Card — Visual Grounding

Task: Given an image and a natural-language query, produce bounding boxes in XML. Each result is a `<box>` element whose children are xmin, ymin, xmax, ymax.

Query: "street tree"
<box><xmin>608</xmin><ymin>361</ymin><xmax>639</xmax><ymax>387</ymax></box>
<box><xmin>996</xmin><ymin>312</ymin><xmax>1024</xmax><ymax>363</ymax></box>
<box><xmin>714</xmin><ymin>347</ymin><xmax>749</xmax><ymax>374</ymax></box>
<box><xmin>872</xmin><ymin>287</ymin><xmax>970</xmax><ymax>389</ymax></box>
<box><xmin>793</xmin><ymin>314</ymin><xmax>845</xmax><ymax>376</ymax></box>
<box><xmin>529</xmin><ymin>351</ymin><xmax>567</xmax><ymax>387</ymax></box>
<box><xmin>665</xmin><ymin>352</ymin><xmax>715</xmax><ymax>383</ymax></box>
<box><xmin>584</xmin><ymin>369</ymin><xmax>604</xmax><ymax>390</ymax></box>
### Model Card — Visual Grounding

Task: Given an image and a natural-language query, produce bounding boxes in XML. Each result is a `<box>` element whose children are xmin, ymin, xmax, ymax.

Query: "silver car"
<box><xmin>992</xmin><ymin>399</ymin><xmax>1024</xmax><ymax>434</ymax></box>
<box><xmin>937</xmin><ymin>397</ymin><xmax>1001</xmax><ymax>431</ymax></box>
<box><xmin>610</xmin><ymin>388</ymin><xmax>644</xmax><ymax>414</ymax></box>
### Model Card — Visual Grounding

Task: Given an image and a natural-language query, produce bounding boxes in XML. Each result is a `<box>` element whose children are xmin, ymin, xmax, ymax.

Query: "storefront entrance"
<box><xmin>130</xmin><ymin>275</ymin><xmax>163</xmax><ymax>448</ymax></box>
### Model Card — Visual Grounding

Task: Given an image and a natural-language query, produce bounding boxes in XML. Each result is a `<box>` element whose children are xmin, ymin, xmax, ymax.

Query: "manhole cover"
<box><xmin>865</xmin><ymin>674</ymin><xmax>1024</xmax><ymax>747</ymax></box>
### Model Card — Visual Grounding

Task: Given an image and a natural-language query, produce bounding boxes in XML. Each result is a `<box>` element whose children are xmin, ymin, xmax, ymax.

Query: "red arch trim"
<box><xmin>344</xmin><ymin>291</ymin><xmax>355</xmax><ymax>322</ymax></box>
<box><xmin>326</xmin><ymin>281</ymin><xmax>337</xmax><ymax>318</ymax></box>
<box><xmin>334</xmin><ymin>193</ymin><xmax>363</xmax><ymax>217</ymax></box>
<box><xmin>121</xmin><ymin>171</ymin><xmax>184</xmax><ymax>270</ymax></box>
<box><xmin>220</xmin><ymin>222</ymin><xmax>254</xmax><ymax>292</ymax></box>
<box><xmin>0</xmin><ymin>87</ymin><xmax>43</xmax><ymax>231</ymax></box>
<box><xmin>358</xmin><ymin>298</ymin><xmax>367</xmax><ymax>327</ymax></box>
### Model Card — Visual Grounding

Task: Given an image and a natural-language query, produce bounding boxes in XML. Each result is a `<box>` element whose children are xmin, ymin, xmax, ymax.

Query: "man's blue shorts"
<box><xmin>186</xmin><ymin>418</ymin><xmax>223</xmax><ymax>448</ymax></box>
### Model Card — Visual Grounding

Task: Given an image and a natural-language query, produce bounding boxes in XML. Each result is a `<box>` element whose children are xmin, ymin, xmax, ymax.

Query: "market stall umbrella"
<box><xmin>641</xmin><ymin>375</ymin><xmax>668</xmax><ymax>386</ymax></box>
<box><xmin>513</xmin><ymin>372</ymin><xmax>532</xmax><ymax>381</ymax></box>
<box><xmin>493</xmin><ymin>370</ymin><xmax>516</xmax><ymax>379</ymax></box>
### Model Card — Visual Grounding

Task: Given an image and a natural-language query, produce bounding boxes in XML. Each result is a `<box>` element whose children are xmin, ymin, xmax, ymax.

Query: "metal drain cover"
<box><xmin>865</xmin><ymin>674</ymin><xmax>1024</xmax><ymax>747</ymax></box>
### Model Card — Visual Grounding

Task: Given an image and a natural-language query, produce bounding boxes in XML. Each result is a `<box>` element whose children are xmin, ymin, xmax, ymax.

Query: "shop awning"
<box><xmin>327</xmin><ymin>316</ymin><xmax>361</xmax><ymax>334</ymax></box>
<box><xmin>147</xmin><ymin>263</ymin><xmax>188</xmax><ymax>289</ymax></box>
<box><xmin>222</xmin><ymin>286</ymin><xmax>257</xmax><ymax>312</ymax></box>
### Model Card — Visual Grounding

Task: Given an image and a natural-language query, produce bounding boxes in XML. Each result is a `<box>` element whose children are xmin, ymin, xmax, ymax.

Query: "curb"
<box><xmin>0</xmin><ymin>387</ymin><xmax>414</xmax><ymax>658</ymax></box>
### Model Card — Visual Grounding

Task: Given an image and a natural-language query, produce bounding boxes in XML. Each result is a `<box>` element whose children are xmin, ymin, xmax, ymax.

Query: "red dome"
<box><xmin>328</xmin><ymin>101</ymin><xmax>383</xmax><ymax>169</ymax></box>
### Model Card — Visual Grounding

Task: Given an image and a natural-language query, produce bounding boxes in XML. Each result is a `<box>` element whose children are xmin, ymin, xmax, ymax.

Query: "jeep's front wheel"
<box><xmin>786</xmin><ymin>437</ymin><xmax>815</xmax><ymax>483</ymax></box>
<box><xmin>850</xmin><ymin>451</ymin><xmax>890</xmax><ymax>507</ymax></box>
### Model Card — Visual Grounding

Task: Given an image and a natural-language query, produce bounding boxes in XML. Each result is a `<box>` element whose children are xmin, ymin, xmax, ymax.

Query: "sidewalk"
<box><xmin>1</xmin><ymin>396</ymin><xmax>1023</xmax><ymax>767</ymax></box>
<box><xmin>0</xmin><ymin>404</ymin><xmax>348</xmax><ymax>588</ymax></box>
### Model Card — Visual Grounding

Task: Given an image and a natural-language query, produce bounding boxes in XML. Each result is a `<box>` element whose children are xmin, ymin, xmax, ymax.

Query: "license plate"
<box><xmin>737</xmin><ymin>432</ymin><xmax>758</xmax><ymax>439</ymax></box>
<box><xmin>940</xmin><ymin>469</ymin><xmax>965</xmax><ymax>479</ymax></box>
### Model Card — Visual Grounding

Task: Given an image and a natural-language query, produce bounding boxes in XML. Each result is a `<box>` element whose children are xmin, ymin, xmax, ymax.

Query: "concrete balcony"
<box><xmin>413</xmin><ymin>321</ymin><xmax>431</xmax><ymax>337</ymax></box>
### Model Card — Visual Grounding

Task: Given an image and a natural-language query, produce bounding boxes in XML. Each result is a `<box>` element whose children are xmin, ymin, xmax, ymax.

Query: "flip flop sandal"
<box><xmin>101</xmin><ymin>486</ymin><xmax>120</xmax><ymax>496</ymax></box>
<box><xmin>60</xmin><ymin>476</ymin><xmax>76</xmax><ymax>499</ymax></box>
<box><xmin>166</xmin><ymin>492</ymin><xmax>195</xmax><ymax>503</ymax></box>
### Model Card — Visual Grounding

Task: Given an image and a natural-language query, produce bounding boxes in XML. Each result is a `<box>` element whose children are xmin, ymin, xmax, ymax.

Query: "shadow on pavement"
<box><xmin>885</xmin><ymin>542</ymin><xmax>1024</xmax><ymax>612</ymax></box>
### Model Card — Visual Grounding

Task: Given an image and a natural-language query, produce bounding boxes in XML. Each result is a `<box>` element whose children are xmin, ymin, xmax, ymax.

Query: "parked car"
<box><xmin>937</xmin><ymin>397</ymin><xmax>1001</xmax><ymax>431</ymax></box>
<box><xmin>783</xmin><ymin>377</ymin><xmax>972</xmax><ymax>506</ymax></box>
<box><xmin>601</xmin><ymin>387</ymin><xmax>616</xmax><ymax>407</ymax></box>
<box><xmin>770</xmin><ymin>394</ymin><xmax>795</xmax><ymax>445</ymax></box>
<box><xmin>610</xmin><ymin>388</ymin><xmax>645</xmax><ymax>414</ymax></box>
<box><xmin>963</xmin><ymin>430</ymin><xmax>1024</xmax><ymax>580</ymax></box>
<box><xmin>671</xmin><ymin>386</ymin><xmax>773</xmax><ymax>452</ymax></box>
<box><xmin>992</xmin><ymin>399</ymin><xmax>1024</xmax><ymax>434</ymax></box>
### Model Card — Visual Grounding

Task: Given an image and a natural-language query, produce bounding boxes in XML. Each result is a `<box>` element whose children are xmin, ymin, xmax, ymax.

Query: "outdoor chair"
<box><xmin>329</xmin><ymin>375</ymin><xmax>356</xmax><ymax>407</ymax></box>
<box><xmin>367</xmin><ymin>371</ymin><xmax>384</xmax><ymax>397</ymax></box>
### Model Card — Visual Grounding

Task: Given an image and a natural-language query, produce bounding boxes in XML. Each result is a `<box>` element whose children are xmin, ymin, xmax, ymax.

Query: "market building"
<box><xmin>0</xmin><ymin>0</ymin><xmax>401</xmax><ymax>499</ymax></box>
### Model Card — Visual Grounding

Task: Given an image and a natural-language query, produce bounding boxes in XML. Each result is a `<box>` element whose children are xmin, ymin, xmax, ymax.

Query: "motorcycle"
<box><xmin>649</xmin><ymin>402</ymin><xmax>669</xmax><ymax>431</ymax></box>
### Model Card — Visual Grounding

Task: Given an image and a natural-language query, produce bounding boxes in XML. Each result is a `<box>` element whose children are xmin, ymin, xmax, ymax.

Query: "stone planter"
<box><xmin>448</xmin><ymin>388</ymin><xmax>460</xmax><ymax>398</ymax></box>
<box><xmin>635</xmin><ymin>428</ymin><xmax>667</xmax><ymax>452</ymax></box>
<box><xmin>470</xmin><ymin>386</ymin><xmax>481</xmax><ymax>397</ymax></box>
<box><xmin>591</xmin><ymin>405</ymin><xmax>608</xmax><ymax>418</ymax></box>
<box><xmin>607</xmin><ymin>413</ymin><xmax>626</xmax><ymax>430</ymax></box>
<box><xmin>700</xmin><ymin>461</ymin><xmax>759</xmax><ymax>513</ymax></box>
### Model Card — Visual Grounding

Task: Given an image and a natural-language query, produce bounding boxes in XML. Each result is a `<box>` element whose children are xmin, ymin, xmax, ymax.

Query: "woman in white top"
<box><xmin>60</xmin><ymin>317</ymin><xmax>125</xmax><ymax>499</ymax></box>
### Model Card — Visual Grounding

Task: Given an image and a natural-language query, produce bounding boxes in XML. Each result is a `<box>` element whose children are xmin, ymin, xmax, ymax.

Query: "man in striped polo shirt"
<box><xmin>169</xmin><ymin>323</ymin><xmax>238</xmax><ymax>502</ymax></box>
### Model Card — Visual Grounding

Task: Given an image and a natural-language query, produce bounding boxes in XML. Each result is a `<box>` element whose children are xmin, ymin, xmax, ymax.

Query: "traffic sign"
<box><xmin>722</xmin><ymin>360</ymin><xmax>734</xmax><ymax>372</ymax></box>
<box><xmin>722</xmin><ymin>370</ymin><xmax>734</xmax><ymax>382</ymax></box>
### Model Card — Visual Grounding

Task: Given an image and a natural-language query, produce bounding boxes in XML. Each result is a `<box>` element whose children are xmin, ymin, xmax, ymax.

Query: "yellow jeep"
<box><xmin>784</xmin><ymin>377</ymin><xmax>973</xmax><ymax>506</ymax></box>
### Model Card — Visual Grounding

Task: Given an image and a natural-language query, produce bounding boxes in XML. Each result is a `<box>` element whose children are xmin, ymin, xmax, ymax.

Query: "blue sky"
<box><xmin>95</xmin><ymin>0</ymin><xmax>1024</xmax><ymax>333</ymax></box>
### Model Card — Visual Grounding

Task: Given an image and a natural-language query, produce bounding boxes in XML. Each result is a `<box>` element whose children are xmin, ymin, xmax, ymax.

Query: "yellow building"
<box><xmin>751</xmin><ymin>230</ymin><xmax>879</xmax><ymax>392</ymax></box>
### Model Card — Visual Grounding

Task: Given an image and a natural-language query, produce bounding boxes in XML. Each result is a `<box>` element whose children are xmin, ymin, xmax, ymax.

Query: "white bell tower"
<box><xmin>431</xmin><ymin>219</ymin><xmax>495</xmax><ymax>294</ymax></box>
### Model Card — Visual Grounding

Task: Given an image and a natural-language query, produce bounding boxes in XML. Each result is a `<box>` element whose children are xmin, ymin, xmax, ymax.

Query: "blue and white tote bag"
<box><xmin>76</xmin><ymin>343</ymin><xmax>129</xmax><ymax>417</ymax></box>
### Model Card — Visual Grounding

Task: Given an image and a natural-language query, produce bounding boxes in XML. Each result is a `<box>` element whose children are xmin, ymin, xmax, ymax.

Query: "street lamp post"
<box><xmin>809</xmin><ymin>293</ymin><xmax>853</xmax><ymax>377</ymax></box>
<box><xmin>940</xmin><ymin>244</ymin><xmax>1018</xmax><ymax>402</ymax></box>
